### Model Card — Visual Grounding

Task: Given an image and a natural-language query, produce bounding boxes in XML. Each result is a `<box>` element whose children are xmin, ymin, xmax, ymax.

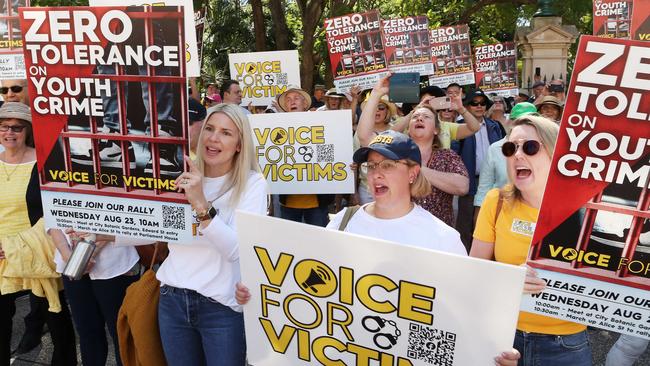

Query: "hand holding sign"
<box><xmin>372</xmin><ymin>72</ymin><xmax>393</xmax><ymax>96</ymax></box>
<box><xmin>175</xmin><ymin>156</ymin><xmax>208</xmax><ymax>211</ymax></box>
<box><xmin>523</xmin><ymin>265</ymin><xmax>546</xmax><ymax>294</ymax></box>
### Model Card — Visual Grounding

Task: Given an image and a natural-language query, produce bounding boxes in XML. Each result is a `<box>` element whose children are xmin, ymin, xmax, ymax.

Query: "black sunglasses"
<box><xmin>502</xmin><ymin>140</ymin><xmax>541</xmax><ymax>157</ymax></box>
<box><xmin>468</xmin><ymin>101</ymin><xmax>487</xmax><ymax>107</ymax></box>
<box><xmin>0</xmin><ymin>125</ymin><xmax>27</xmax><ymax>133</ymax></box>
<box><xmin>0</xmin><ymin>85</ymin><xmax>23</xmax><ymax>94</ymax></box>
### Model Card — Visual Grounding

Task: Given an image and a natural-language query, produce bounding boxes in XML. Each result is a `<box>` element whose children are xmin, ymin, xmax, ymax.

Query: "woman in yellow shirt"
<box><xmin>470</xmin><ymin>115</ymin><xmax>591</xmax><ymax>366</ymax></box>
<box><xmin>0</xmin><ymin>102</ymin><xmax>76</xmax><ymax>365</ymax></box>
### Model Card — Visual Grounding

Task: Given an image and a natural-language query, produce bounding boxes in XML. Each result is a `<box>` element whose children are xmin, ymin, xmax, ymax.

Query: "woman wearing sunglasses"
<box><xmin>358</xmin><ymin>76</ymin><xmax>469</xmax><ymax>226</ymax></box>
<box><xmin>470</xmin><ymin>115</ymin><xmax>591</xmax><ymax>366</ymax></box>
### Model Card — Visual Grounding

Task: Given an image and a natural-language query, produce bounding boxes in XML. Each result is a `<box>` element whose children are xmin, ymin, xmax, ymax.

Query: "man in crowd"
<box><xmin>220</xmin><ymin>80</ymin><xmax>251</xmax><ymax>115</ymax></box>
<box><xmin>548</xmin><ymin>79</ymin><xmax>566</xmax><ymax>103</ymax></box>
<box><xmin>275</xmin><ymin>85</ymin><xmax>332</xmax><ymax>226</ymax></box>
<box><xmin>0</xmin><ymin>79</ymin><xmax>29</xmax><ymax>105</ymax></box>
<box><xmin>452</xmin><ymin>90</ymin><xmax>505</xmax><ymax>250</ymax></box>
<box><xmin>529</xmin><ymin>81</ymin><xmax>545</xmax><ymax>103</ymax></box>
<box><xmin>536</xmin><ymin>95</ymin><xmax>563</xmax><ymax>123</ymax></box>
<box><xmin>310</xmin><ymin>84</ymin><xmax>326</xmax><ymax>110</ymax></box>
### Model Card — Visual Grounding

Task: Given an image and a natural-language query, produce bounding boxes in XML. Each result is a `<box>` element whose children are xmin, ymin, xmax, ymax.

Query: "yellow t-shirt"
<box><xmin>474</xmin><ymin>188</ymin><xmax>586</xmax><ymax>335</ymax></box>
<box><xmin>0</xmin><ymin>161</ymin><xmax>34</xmax><ymax>237</ymax></box>
<box><xmin>285</xmin><ymin>194</ymin><xmax>319</xmax><ymax>209</ymax></box>
<box><xmin>438</xmin><ymin>121</ymin><xmax>459</xmax><ymax>149</ymax></box>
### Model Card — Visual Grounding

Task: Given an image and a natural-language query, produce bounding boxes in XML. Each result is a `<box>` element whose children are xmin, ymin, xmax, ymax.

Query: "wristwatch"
<box><xmin>195</xmin><ymin>205</ymin><xmax>217</xmax><ymax>222</ymax></box>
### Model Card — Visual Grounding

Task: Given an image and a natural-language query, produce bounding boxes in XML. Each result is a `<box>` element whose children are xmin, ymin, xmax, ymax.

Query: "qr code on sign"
<box><xmin>274</xmin><ymin>73</ymin><xmax>288</xmax><ymax>85</ymax></box>
<box><xmin>317</xmin><ymin>144</ymin><xmax>335</xmax><ymax>162</ymax></box>
<box><xmin>407</xmin><ymin>323</ymin><xmax>456</xmax><ymax>366</ymax></box>
<box><xmin>162</xmin><ymin>205</ymin><xmax>185</xmax><ymax>230</ymax></box>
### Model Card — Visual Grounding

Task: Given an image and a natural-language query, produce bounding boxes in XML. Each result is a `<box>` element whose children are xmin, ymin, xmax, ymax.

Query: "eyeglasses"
<box><xmin>502</xmin><ymin>140</ymin><xmax>541</xmax><ymax>157</ymax></box>
<box><xmin>360</xmin><ymin>159</ymin><xmax>409</xmax><ymax>173</ymax></box>
<box><xmin>0</xmin><ymin>125</ymin><xmax>27</xmax><ymax>133</ymax></box>
<box><xmin>468</xmin><ymin>100</ymin><xmax>487</xmax><ymax>107</ymax></box>
<box><xmin>0</xmin><ymin>85</ymin><xmax>24</xmax><ymax>94</ymax></box>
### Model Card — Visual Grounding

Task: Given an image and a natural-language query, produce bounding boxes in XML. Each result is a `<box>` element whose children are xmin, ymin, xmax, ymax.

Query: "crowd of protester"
<box><xmin>0</xmin><ymin>70</ymin><xmax>645</xmax><ymax>366</ymax></box>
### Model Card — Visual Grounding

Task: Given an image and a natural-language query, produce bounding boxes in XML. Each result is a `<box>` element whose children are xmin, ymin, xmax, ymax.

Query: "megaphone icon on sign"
<box><xmin>301</xmin><ymin>266</ymin><xmax>331</xmax><ymax>293</ymax></box>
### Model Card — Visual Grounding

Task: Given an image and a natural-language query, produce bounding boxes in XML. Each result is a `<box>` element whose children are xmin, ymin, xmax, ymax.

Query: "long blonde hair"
<box><xmin>194</xmin><ymin>103</ymin><xmax>260</xmax><ymax>207</ymax></box>
<box><xmin>501</xmin><ymin>114</ymin><xmax>559</xmax><ymax>203</ymax></box>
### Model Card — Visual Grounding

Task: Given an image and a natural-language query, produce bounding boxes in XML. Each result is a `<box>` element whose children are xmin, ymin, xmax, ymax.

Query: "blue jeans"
<box><xmin>606</xmin><ymin>334</ymin><xmax>649</xmax><ymax>366</ymax></box>
<box><xmin>158</xmin><ymin>285</ymin><xmax>246</xmax><ymax>366</ymax></box>
<box><xmin>280</xmin><ymin>206</ymin><xmax>329</xmax><ymax>227</ymax></box>
<box><xmin>63</xmin><ymin>274</ymin><xmax>139</xmax><ymax>366</ymax></box>
<box><xmin>514</xmin><ymin>330</ymin><xmax>592</xmax><ymax>366</ymax></box>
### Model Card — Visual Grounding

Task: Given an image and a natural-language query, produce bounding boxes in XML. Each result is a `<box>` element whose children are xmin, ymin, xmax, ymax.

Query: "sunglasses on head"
<box><xmin>502</xmin><ymin>140</ymin><xmax>541</xmax><ymax>157</ymax></box>
<box><xmin>0</xmin><ymin>85</ymin><xmax>24</xmax><ymax>94</ymax></box>
<box><xmin>377</xmin><ymin>104</ymin><xmax>387</xmax><ymax>111</ymax></box>
<box><xmin>0</xmin><ymin>125</ymin><xmax>27</xmax><ymax>133</ymax></box>
<box><xmin>468</xmin><ymin>100</ymin><xmax>487</xmax><ymax>107</ymax></box>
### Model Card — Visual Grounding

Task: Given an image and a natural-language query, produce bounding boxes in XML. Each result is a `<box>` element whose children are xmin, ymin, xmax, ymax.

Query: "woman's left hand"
<box><xmin>449</xmin><ymin>94</ymin><xmax>464</xmax><ymax>111</ymax></box>
<box><xmin>523</xmin><ymin>265</ymin><xmax>546</xmax><ymax>294</ymax></box>
<box><xmin>235</xmin><ymin>282</ymin><xmax>251</xmax><ymax>305</ymax></box>
<box><xmin>494</xmin><ymin>349</ymin><xmax>520</xmax><ymax>365</ymax></box>
<box><xmin>175</xmin><ymin>156</ymin><xmax>208</xmax><ymax>211</ymax></box>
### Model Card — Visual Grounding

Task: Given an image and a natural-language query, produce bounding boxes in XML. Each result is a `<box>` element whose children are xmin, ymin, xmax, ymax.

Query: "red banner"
<box><xmin>473</xmin><ymin>42</ymin><xmax>517</xmax><ymax>96</ymax></box>
<box><xmin>593</xmin><ymin>0</ymin><xmax>633</xmax><ymax>39</ymax></box>
<box><xmin>381</xmin><ymin>15</ymin><xmax>433</xmax><ymax>75</ymax></box>
<box><xmin>631</xmin><ymin>0</ymin><xmax>650</xmax><ymax>41</ymax></box>
<box><xmin>324</xmin><ymin>10</ymin><xmax>389</xmax><ymax>93</ymax></box>
<box><xmin>428</xmin><ymin>24</ymin><xmax>474</xmax><ymax>88</ymax></box>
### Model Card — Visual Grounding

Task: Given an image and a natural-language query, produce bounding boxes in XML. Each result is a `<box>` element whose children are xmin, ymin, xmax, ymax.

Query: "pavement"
<box><xmin>9</xmin><ymin>292</ymin><xmax>650</xmax><ymax>365</ymax></box>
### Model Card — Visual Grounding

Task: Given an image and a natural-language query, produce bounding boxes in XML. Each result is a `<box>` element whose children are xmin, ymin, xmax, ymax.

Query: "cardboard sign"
<box><xmin>0</xmin><ymin>0</ymin><xmax>28</xmax><ymax>79</ymax></box>
<box><xmin>522</xmin><ymin>35</ymin><xmax>650</xmax><ymax>339</ymax></box>
<box><xmin>324</xmin><ymin>10</ymin><xmax>390</xmax><ymax>93</ymax></box>
<box><xmin>473</xmin><ymin>42</ymin><xmax>518</xmax><ymax>97</ymax></box>
<box><xmin>228</xmin><ymin>50</ymin><xmax>301</xmax><ymax>106</ymax></box>
<box><xmin>381</xmin><ymin>16</ymin><xmax>433</xmax><ymax>75</ymax></box>
<box><xmin>593</xmin><ymin>0</ymin><xmax>633</xmax><ymax>39</ymax></box>
<box><xmin>20</xmin><ymin>6</ymin><xmax>192</xmax><ymax>242</ymax></box>
<box><xmin>428</xmin><ymin>25</ymin><xmax>475</xmax><ymax>88</ymax></box>
<box><xmin>90</xmin><ymin>0</ymin><xmax>201</xmax><ymax>77</ymax></box>
<box><xmin>237</xmin><ymin>211</ymin><xmax>526</xmax><ymax>365</ymax></box>
<box><xmin>249</xmin><ymin>110</ymin><xmax>354</xmax><ymax>194</ymax></box>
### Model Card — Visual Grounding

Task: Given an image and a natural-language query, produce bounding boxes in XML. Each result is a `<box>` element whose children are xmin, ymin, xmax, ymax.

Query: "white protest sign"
<box><xmin>228</xmin><ymin>50</ymin><xmax>301</xmax><ymax>106</ymax></box>
<box><xmin>237</xmin><ymin>211</ymin><xmax>526</xmax><ymax>365</ymax></box>
<box><xmin>249</xmin><ymin>110</ymin><xmax>354</xmax><ymax>194</ymax></box>
<box><xmin>89</xmin><ymin>0</ymin><xmax>201</xmax><ymax>77</ymax></box>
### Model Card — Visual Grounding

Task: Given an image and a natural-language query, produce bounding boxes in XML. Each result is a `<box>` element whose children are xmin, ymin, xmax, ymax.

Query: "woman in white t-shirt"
<box><xmin>236</xmin><ymin>130</ymin><xmax>520</xmax><ymax>366</ymax></box>
<box><xmin>74</xmin><ymin>104</ymin><xmax>267</xmax><ymax>365</ymax></box>
<box><xmin>49</xmin><ymin>229</ymin><xmax>139</xmax><ymax>366</ymax></box>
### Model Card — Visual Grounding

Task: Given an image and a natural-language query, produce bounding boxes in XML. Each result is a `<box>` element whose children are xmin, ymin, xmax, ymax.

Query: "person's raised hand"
<box><xmin>175</xmin><ymin>156</ymin><xmax>207</xmax><ymax>211</ymax></box>
<box><xmin>372</xmin><ymin>73</ymin><xmax>392</xmax><ymax>96</ymax></box>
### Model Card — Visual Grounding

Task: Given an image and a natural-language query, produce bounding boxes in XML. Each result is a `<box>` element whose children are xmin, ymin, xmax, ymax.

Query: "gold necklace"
<box><xmin>1</xmin><ymin>151</ymin><xmax>27</xmax><ymax>181</ymax></box>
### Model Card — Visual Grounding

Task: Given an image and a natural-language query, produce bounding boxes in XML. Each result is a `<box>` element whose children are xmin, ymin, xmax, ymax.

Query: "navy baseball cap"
<box><xmin>353</xmin><ymin>130</ymin><xmax>421</xmax><ymax>165</ymax></box>
<box><xmin>188</xmin><ymin>98</ymin><xmax>207</xmax><ymax>123</ymax></box>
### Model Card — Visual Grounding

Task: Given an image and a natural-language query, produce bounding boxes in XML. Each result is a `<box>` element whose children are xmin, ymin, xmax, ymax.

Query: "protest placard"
<box><xmin>473</xmin><ymin>42</ymin><xmax>518</xmax><ymax>97</ymax></box>
<box><xmin>428</xmin><ymin>25</ymin><xmax>475</xmax><ymax>88</ymax></box>
<box><xmin>381</xmin><ymin>16</ymin><xmax>433</xmax><ymax>75</ymax></box>
<box><xmin>237</xmin><ymin>211</ymin><xmax>526</xmax><ymax>365</ymax></box>
<box><xmin>228</xmin><ymin>50</ymin><xmax>301</xmax><ymax>106</ymax></box>
<box><xmin>195</xmin><ymin>6</ymin><xmax>207</xmax><ymax>67</ymax></box>
<box><xmin>90</xmin><ymin>0</ymin><xmax>201</xmax><ymax>77</ymax></box>
<box><xmin>20</xmin><ymin>6</ymin><xmax>193</xmax><ymax>242</ymax></box>
<box><xmin>324</xmin><ymin>10</ymin><xmax>390</xmax><ymax>93</ymax></box>
<box><xmin>521</xmin><ymin>35</ymin><xmax>650</xmax><ymax>339</ymax></box>
<box><xmin>631</xmin><ymin>0</ymin><xmax>650</xmax><ymax>41</ymax></box>
<box><xmin>593</xmin><ymin>0</ymin><xmax>632</xmax><ymax>39</ymax></box>
<box><xmin>249</xmin><ymin>110</ymin><xmax>354</xmax><ymax>194</ymax></box>
<box><xmin>0</xmin><ymin>0</ymin><xmax>28</xmax><ymax>79</ymax></box>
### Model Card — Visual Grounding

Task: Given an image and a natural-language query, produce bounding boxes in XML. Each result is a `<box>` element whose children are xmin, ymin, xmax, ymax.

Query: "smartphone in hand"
<box><xmin>389</xmin><ymin>73</ymin><xmax>420</xmax><ymax>103</ymax></box>
<box><xmin>429</xmin><ymin>96</ymin><xmax>451</xmax><ymax>110</ymax></box>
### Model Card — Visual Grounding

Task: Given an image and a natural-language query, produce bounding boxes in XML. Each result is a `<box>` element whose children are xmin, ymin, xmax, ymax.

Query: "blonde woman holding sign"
<box><xmin>74</xmin><ymin>104</ymin><xmax>267</xmax><ymax>365</ymax></box>
<box><xmin>470</xmin><ymin>115</ymin><xmax>591</xmax><ymax>366</ymax></box>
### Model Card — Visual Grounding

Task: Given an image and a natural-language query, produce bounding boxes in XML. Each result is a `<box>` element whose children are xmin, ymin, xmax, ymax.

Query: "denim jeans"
<box><xmin>514</xmin><ymin>330</ymin><xmax>592</xmax><ymax>366</ymax></box>
<box><xmin>63</xmin><ymin>274</ymin><xmax>139</xmax><ymax>366</ymax></box>
<box><xmin>606</xmin><ymin>334</ymin><xmax>649</xmax><ymax>366</ymax></box>
<box><xmin>158</xmin><ymin>285</ymin><xmax>246</xmax><ymax>366</ymax></box>
<box><xmin>280</xmin><ymin>206</ymin><xmax>329</xmax><ymax>227</ymax></box>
